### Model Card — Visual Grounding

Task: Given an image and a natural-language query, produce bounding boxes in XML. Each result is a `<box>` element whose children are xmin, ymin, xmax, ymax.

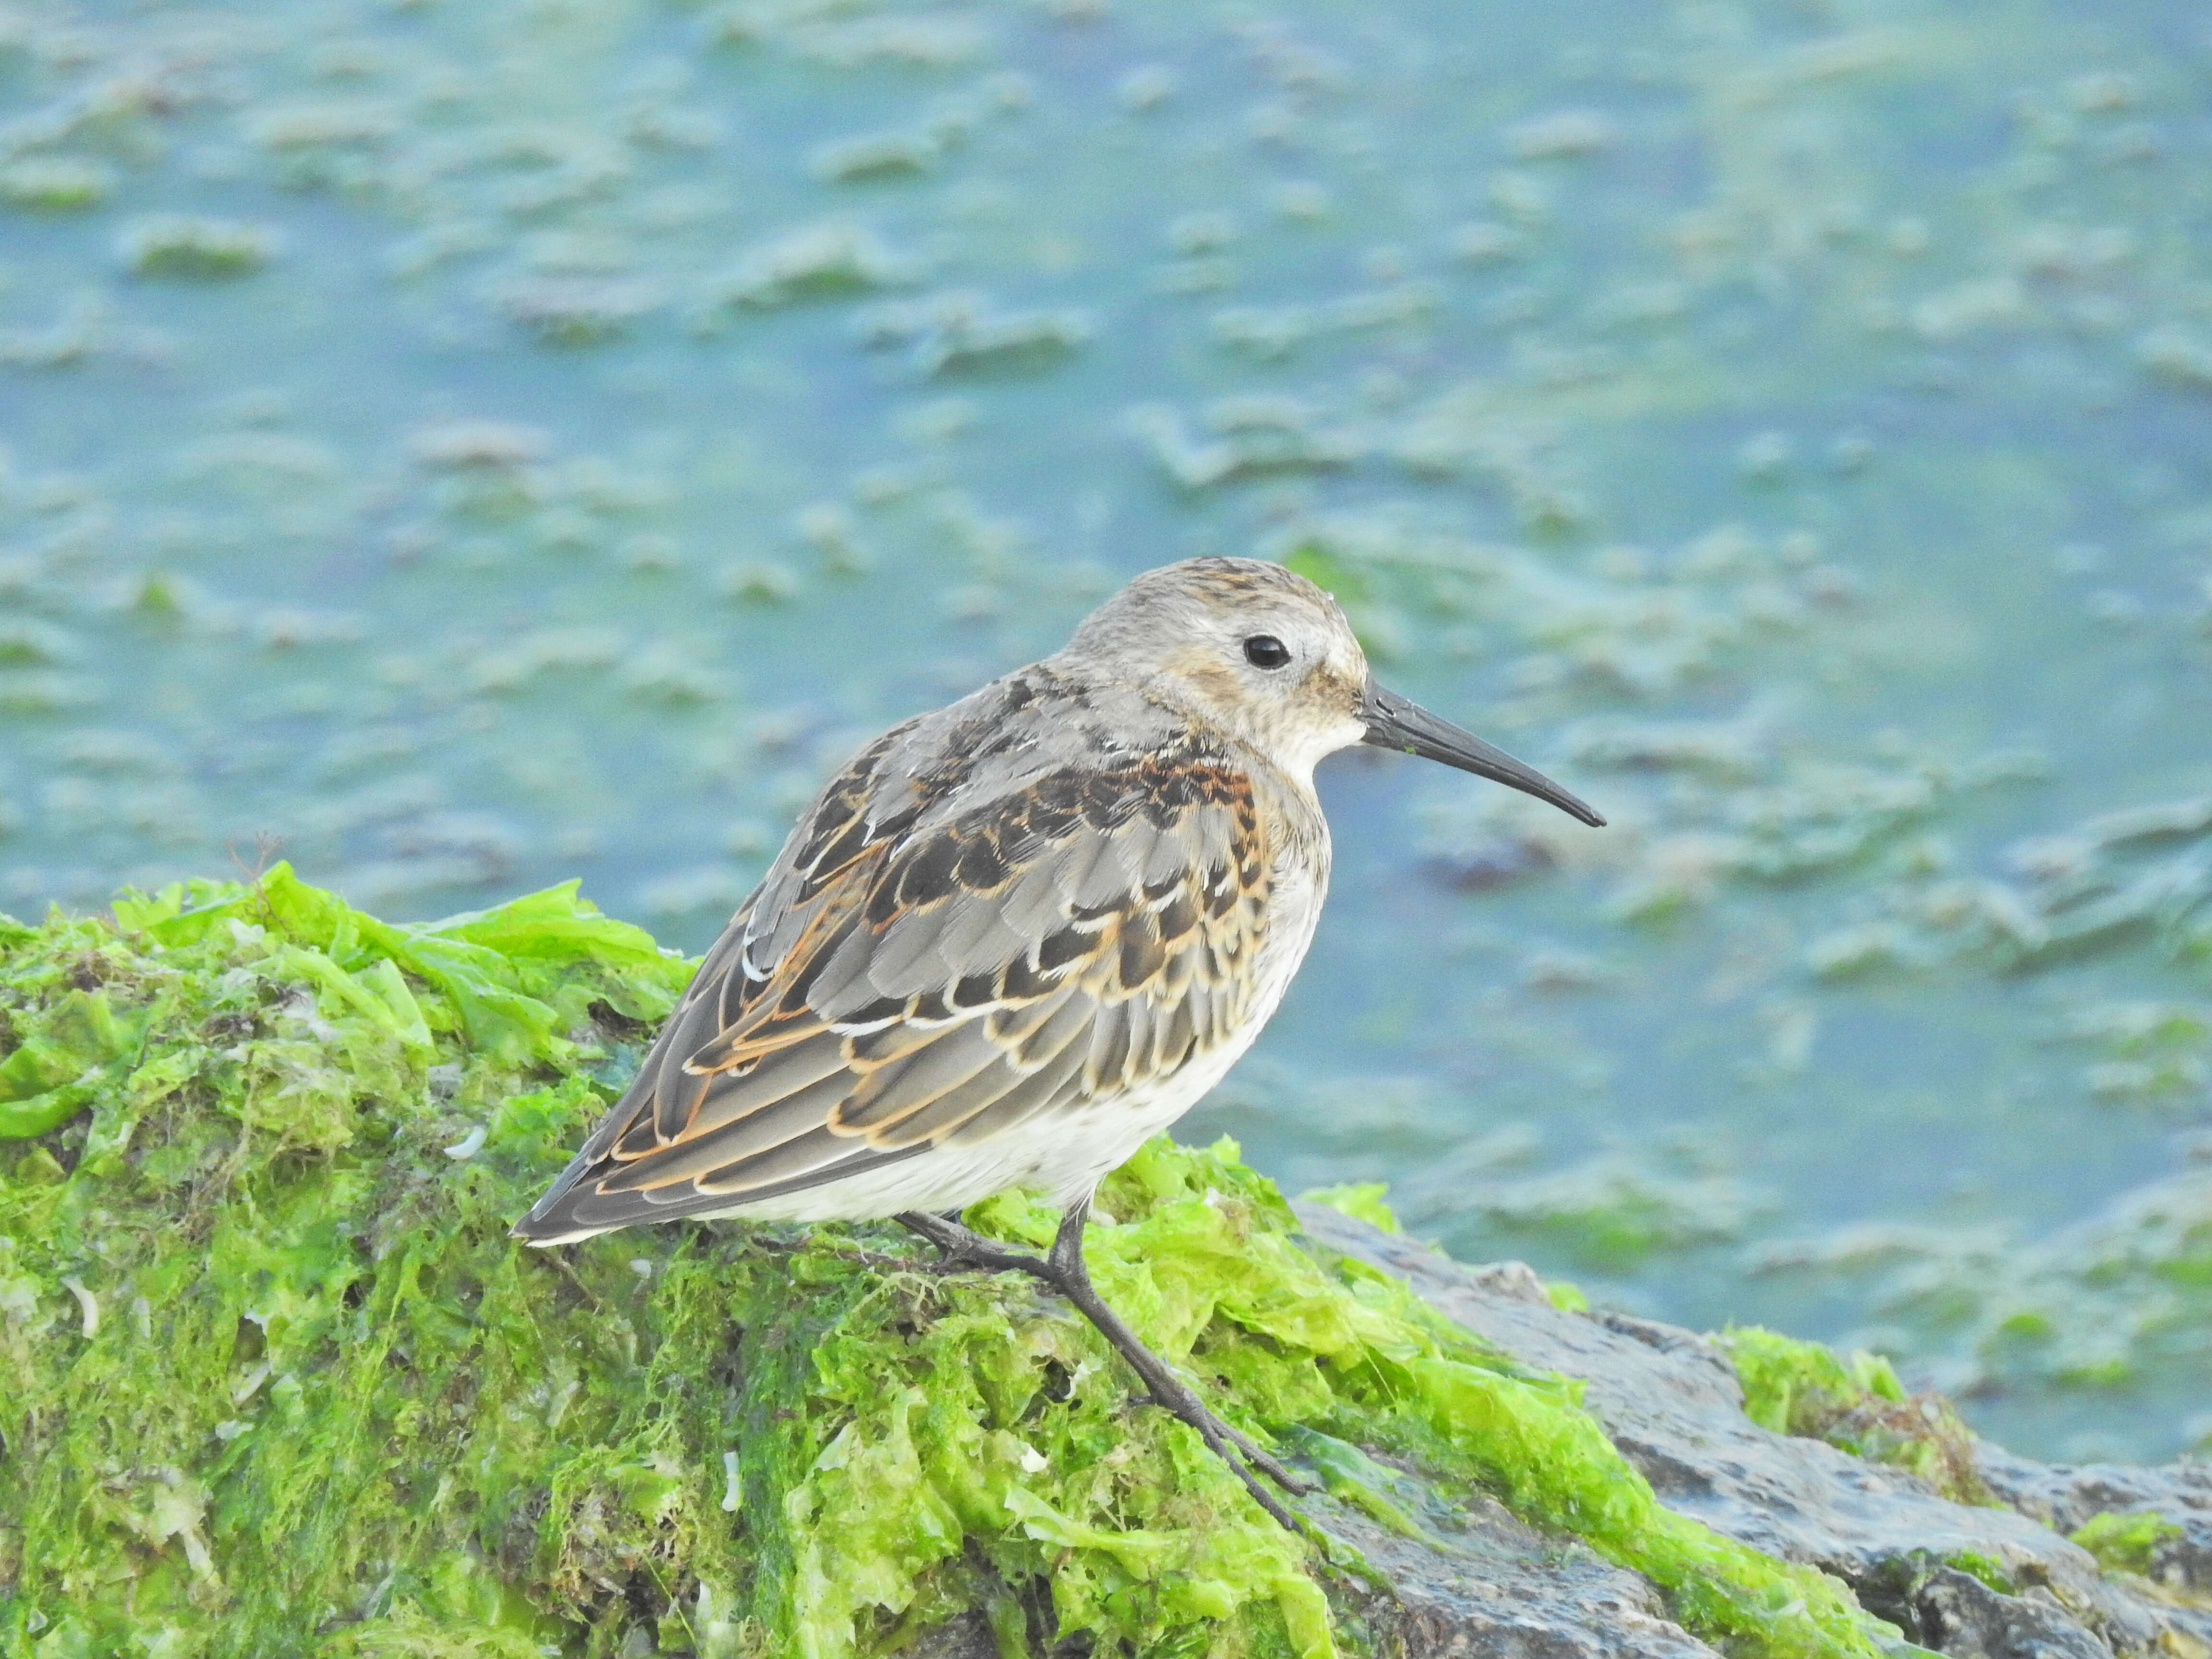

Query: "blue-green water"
<box><xmin>0</xmin><ymin>0</ymin><xmax>2206</xmax><ymax>1461</ymax></box>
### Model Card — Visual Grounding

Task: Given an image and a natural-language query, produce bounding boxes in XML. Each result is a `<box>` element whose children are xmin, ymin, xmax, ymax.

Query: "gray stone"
<box><xmin>905</xmin><ymin>1481</ymin><xmax>1721</xmax><ymax>1659</ymax></box>
<box><xmin>905</xmin><ymin>1611</ymin><xmax>998</xmax><ymax>1659</ymax></box>
<box><xmin>1909</xmin><ymin>1568</ymin><xmax>2111</xmax><ymax>1659</ymax></box>
<box><xmin>1317</xmin><ymin>1483</ymin><xmax>1719</xmax><ymax>1658</ymax></box>
<box><xmin>1975</xmin><ymin>1446</ymin><xmax>2212</xmax><ymax>1613</ymax></box>
<box><xmin>1973</xmin><ymin>1449</ymin><xmax>2212</xmax><ymax>1538</ymax></box>
<box><xmin>1294</xmin><ymin>1201</ymin><xmax>2212</xmax><ymax>1659</ymax></box>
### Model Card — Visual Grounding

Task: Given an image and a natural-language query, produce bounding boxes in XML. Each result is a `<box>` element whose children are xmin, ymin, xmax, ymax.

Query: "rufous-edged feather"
<box><xmin>512</xmin><ymin>662</ymin><xmax>1280</xmax><ymax>1243</ymax></box>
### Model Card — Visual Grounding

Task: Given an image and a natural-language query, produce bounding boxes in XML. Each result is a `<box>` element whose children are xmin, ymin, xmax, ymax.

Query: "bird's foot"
<box><xmin>1123</xmin><ymin>1372</ymin><xmax>1317</xmax><ymax>1525</ymax></box>
<box><xmin>892</xmin><ymin>1206</ymin><xmax>1313</xmax><ymax>1529</ymax></box>
<box><xmin>894</xmin><ymin>1208</ymin><xmax>1048</xmax><ymax>1277</ymax></box>
<box><xmin>1034</xmin><ymin>1207</ymin><xmax>1312</xmax><ymax>1506</ymax></box>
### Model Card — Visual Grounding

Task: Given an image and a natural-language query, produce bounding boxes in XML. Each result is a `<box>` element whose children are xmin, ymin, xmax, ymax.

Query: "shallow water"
<box><xmin>0</xmin><ymin>0</ymin><xmax>2206</xmax><ymax>1461</ymax></box>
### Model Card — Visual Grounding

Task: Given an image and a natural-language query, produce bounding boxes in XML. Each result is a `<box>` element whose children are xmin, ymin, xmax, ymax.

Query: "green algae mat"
<box><xmin>0</xmin><ymin>870</ymin><xmax>1924</xmax><ymax>1657</ymax></box>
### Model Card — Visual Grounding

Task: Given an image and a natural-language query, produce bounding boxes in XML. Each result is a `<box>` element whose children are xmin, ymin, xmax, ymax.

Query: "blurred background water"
<box><xmin>0</xmin><ymin>0</ymin><xmax>2207</xmax><ymax>1462</ymax></box>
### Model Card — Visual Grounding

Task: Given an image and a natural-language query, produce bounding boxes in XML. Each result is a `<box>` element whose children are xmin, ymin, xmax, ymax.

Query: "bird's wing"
<box><xmin>513</xmin><ymin>728</ymin><xmax>1270</xmax><ymax>1241</ymax></box>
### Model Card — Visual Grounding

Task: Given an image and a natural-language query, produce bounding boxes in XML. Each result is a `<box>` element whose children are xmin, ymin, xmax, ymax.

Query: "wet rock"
<box><xmin>1977</xmin><ymin>1447</ymin><xmax>2212</xmax><ymax>1601</ymax></box>
<box><xmin>905</xmin><ymin>1488</ymin><xmax>1722</xmax><ymax>1659</ymax></box>
<box><xmin>1905</xmin><ymin>1566</ymin><xmax>2112</xmax><ymax>1659</ymax></box>
<box><xmin>1296</xmin><ymin>1201</ymin><xmax>2212</xmax><ymax>1659</ymax></box>
<box><xmin>1976</xmin><ymin>1447</ymin><xmax>2212</xmax><ymax>1537</ymax></box>
<box><xmin>906</xmin><ymin>1611</ymin><xmax>997</xmax><ymax>1659</ymax></box>
<box><xmin>1317</xmin><ymin>1488</ymin><xmax>1719</xmax><ymax>1658</ymax></box>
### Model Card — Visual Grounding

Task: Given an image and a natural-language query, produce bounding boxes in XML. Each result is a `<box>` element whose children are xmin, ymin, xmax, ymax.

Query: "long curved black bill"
<box><xmin>1361</xmin><ymin>682</ymin><xmax>1605</xmax><ymax>827</ymax></box>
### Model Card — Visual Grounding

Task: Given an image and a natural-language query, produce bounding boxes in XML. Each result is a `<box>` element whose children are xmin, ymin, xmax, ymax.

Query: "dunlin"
<box><xmin>515</xmin><ymin>556</ymin><xmax>1603</xmax><ymax>1526</ymax></box>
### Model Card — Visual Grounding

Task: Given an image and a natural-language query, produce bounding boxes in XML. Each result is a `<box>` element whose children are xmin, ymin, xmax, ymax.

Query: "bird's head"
<box><xmin>1056</xmin><ymin>556</ymin><xmax>1604</xmax><ymax>825</ymax></box>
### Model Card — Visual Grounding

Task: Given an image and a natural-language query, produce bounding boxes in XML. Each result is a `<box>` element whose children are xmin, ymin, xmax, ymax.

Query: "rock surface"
<box><xmin>1311</xmin><ymin>1488</ymin><xmax>1721</xmax><ymax>1658</ymax></box>
<box><xmin>911</xmin><ymin>1487</ymin><xmax>1723</xmax><ymax>1659</ymax></box>
<box><xmin>1292</xmin><ymin>1202</ymin><xmax>2212</xmax><ymax>1659</ymax></box>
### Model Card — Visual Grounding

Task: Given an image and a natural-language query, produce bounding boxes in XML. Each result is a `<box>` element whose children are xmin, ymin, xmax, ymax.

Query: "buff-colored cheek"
<box><xmin>1160</xmin><ymin>645</ymin><xmax>1244</xmax><ymax>698</ymax></box>
<box><xmin>1307</xmin><ymin>666</ymin><xmax>1364</xmax><ymax>718</ymax></box>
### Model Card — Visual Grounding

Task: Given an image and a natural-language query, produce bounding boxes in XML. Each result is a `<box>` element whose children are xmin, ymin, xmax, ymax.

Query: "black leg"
<box><xmin>895</xmin><ymin>1207</ymin><xmax>1055</xmax><ymax>1277</ymax></box>
<box><xmin>893</xmin><ymin>1201</ymin><xmax>1313</xmax><ymax>1531</ymax></box>
<box><xmin>1040</xmin><ymin>1202</ymin><xmax>1317</xmax><ymax>1516</ymax></box>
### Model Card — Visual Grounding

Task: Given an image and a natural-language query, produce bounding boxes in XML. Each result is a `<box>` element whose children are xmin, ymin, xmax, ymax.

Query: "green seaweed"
<box><xmin>1714</xmin><ymin>1328</ymin><xmax>1989</xmax><ymax>1506</ymax></box>
<box><xmin>1297</xmin><ymin>1183</ymin><xmax>1400</xmax><ymax>1235</ymax></box>
<box><xmin>2068</xmin><ymin>1512</ymin><xmax>2183</xmax><ymax>1578</ymax></box>
<box><xmin>1543</xmin><ymin>1280</ymin><xmax>1590</xmax><ymax>1314</ymax></box>
<box><xmin>1939</xmin><ymin>1552</ymin><xmax>2013</xmax><ymax>1596</ymax></box>
<box><xmin>0</xmin><ymin>874</ymin><xmax>1915</xmax><ymax>1657</ymax></box>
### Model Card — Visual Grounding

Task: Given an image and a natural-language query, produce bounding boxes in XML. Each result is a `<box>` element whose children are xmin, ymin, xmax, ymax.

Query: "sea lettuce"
<box><xmin>1</xmin><ymin>872</ymin><xmax>1910</xmax><ymax>1658</ymax></box>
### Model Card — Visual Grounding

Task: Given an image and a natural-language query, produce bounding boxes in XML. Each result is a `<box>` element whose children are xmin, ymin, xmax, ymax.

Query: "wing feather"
<box><xmin>933</xmin><ymin>895</ymin><xmax>1027</xmax><ymax>977</ymax></box>
<box><xmin>1085</xmin><ymin>1000</ymin><xmax>1131</xmax><ymax>1096</ymax></box>
<box><xmin>986</xmin><ymin>985</ymin><xmax>1081</xmax><ymax>1056</ymax></box>
<box><xmin>684</xmin><ymin>1032</ymin><xmax>850</xmax><ymax>1138</ymax></box>
<box><xmin>997</xmin><ymin>856</ymin><xmax>1070</xmax><ymax>939</ymax></box>
<box><xmin>511</xmin><ymin>693</ymin><xmax>1275</xmax><ymax>1243</ymax></box>
<box><xmin>833</xmin><ymin>1022</ymin><xmax>1007</xmax><ymax>1134</ymax></box>
<box><xmin>938</xmin><ymin>1035</ymin><xmax>1094</xmax><ymax>1147</ymax></box>
<box><xmin>805</xmin><ymin>926</ymin><xmax>881</xmax><ymax>1017</ymax></box>
<box><xmin>1072</xmin><ymin>826</ymin><xmax>1144</xmax><ymax>908</ymax></box>
<box><xmin>599</xmin><ymin>1067</ymin><xmax>849</xmax><ymax>1193</ymax></box>
<box><xmin>695</xmin><ymin>1122</ymin><xmax>874</xmax><ymax>1195</ymax></box>
<box><xmin>861</xmin><ymin>1056</ymin><xmax>1023</xmax><ymax>1147</ymax></box>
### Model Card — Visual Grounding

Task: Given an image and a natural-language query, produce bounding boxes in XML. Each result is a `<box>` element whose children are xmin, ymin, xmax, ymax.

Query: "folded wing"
<box><xmin>512</xmin><ymin>724</ymin><xmax>1269</xmax><ymax>1242</ymax></box>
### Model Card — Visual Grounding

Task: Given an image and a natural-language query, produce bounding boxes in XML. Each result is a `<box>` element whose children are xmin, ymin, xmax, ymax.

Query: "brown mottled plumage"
<box><xmin>514</xmin><ymin>556</ymin><xmax>1602</xmax><ymax>1526</ymax></box>
<box><xmin>515</xmin><ymin>659</ymin><xmax>1301</xmax><ymax>1238</ymax></box>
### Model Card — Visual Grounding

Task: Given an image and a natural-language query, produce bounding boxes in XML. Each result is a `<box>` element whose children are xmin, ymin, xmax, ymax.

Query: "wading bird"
<box><xmin>514</xmin><ymin>557</ymin><xmax>1603</xmax><ymax>1527</ymax></box>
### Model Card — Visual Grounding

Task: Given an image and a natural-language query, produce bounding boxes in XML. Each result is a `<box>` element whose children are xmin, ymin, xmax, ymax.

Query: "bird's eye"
<box><xmin>1242</xmin><ymin>634</ymin><xmax>1291</xmax><ymax>670</ymax></box>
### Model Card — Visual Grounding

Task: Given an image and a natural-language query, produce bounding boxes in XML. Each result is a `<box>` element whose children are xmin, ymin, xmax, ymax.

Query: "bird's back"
<box><xmin>514</xmin><ymin>661</ymin><xmax>1328</xmax><ymax>1242</ymax></box>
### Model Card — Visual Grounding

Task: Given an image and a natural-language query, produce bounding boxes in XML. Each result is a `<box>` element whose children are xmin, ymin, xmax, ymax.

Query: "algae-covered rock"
<box><xmin>1295</xmin><ymin>1207</ymin><xmax>2212</xmax><ymax>1659</ymax></box>
<box><xmin>0</xmin><ymin>870</ymin><xmax>2198</xmax><ymax>1658</ymax></box>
